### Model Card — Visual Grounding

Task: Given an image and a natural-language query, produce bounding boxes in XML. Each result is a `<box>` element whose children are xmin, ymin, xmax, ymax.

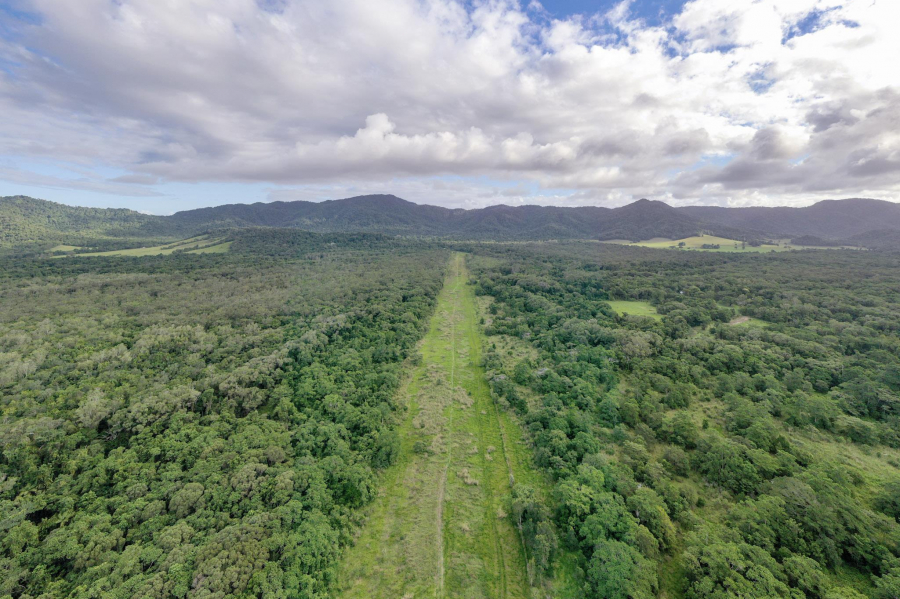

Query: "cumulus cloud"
<box><xmin>0</xmin><ymin>0</ymin><xmax>898</xmax><ymax>208</ymax></box>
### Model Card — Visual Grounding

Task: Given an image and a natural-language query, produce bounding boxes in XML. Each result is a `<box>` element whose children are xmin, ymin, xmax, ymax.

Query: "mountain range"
<box><xmin>3</xmin><ymin>194</ymin><xmax>900</xmax><ymax>249</ymax></box>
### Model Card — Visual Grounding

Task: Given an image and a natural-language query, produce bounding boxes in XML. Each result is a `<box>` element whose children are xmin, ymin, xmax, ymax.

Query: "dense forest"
<box><xmin>2</xmin><ymin>223</ymin><xmax>900</xmax><ymax>598</ymax></box>
<box><xmin>0</xmin><ymin>232</ymin><xmax>447</xmax><ymax>597</ymax></box>
<box><xmin>469</xmin><ymin>242</ymin><xmax>900</xmax><ymax>598</ymax></box>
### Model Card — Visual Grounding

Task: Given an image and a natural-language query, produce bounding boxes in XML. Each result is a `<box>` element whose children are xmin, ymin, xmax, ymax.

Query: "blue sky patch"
<box><xmin>536</xmin><ymin>0</ymin><xmax>689</xmax><ymax>26</ymax></box>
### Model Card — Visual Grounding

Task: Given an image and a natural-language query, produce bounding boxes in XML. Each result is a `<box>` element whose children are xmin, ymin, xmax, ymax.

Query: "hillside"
<box><xmin>167</xmin><ymin>194</ymin><xmax>455</xmax><ymax>235</ymax></box>
<box><xmin>172</xmin><ymin>195</ymin><xmax>900</xmax><ymax>243</ymax></box>
<box><xmin>845</xmin><ymin>228</ymin><xmax>900</xmax><ymax>250</ymax></box>
<box><xmin>0</xmin><ymin>195</ymin><xmax>171</xmax><ymax>247</ymax></box>
<box><xmin>593</xmin><ymin>198</ymin><xmax>748</xmax><ymax>241</ymax></box>
<box><xmin>3</xmin><ymin>194</ymin><xmax>732</xmax><ymax>245</ymax></box>
<box><xmin>4</xmin><ymin>194</ymin><xmax>900</xmax><ymax>248</ymax></box>
<box><xmin>169</xmin><ymin>195</ymin><xmax>594</xmax><ymax>238</ymax></box>
<box><xmin>679</xmin><ymin>198</ymin><xmax>900</xmax><ymax>239</ymax></box>
<box><xmin>169</xmin><ymin>197</ymin><xmax>749</xmax><ymax>241</ymax></box>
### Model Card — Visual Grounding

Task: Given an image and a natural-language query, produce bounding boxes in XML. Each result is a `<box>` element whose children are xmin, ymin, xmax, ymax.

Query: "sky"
<box><xmin>1</xmin><ymin>0</ymin><xmax>899</xmax><ymax>214</ymax></box>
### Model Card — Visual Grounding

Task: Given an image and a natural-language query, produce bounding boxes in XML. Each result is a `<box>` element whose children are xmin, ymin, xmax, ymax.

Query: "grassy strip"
<box><xmin>59</xmin><ymin>235</ymin><xmax>230</xmax><ymax>257</ymax></box>
<box><xmin>336</xmin><ymin>253</ymin><xmax>542</xmax><ymax>598</ymax></box>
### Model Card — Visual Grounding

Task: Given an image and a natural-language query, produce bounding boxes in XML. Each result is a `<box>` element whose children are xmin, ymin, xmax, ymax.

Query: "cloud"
<box><xmin>0</xmin><ymin>165</ymin><xmax>164</xmax><ymax>197</ymax></box>
<box><xmin>108</xmin><ymin>174</ymin><xmax>160</xmax><ymax>185</ymax></box>
<box><xmin>0</xmin><ymin>0</ymin><xmax>898</xmax><ymax>208</ymax></box>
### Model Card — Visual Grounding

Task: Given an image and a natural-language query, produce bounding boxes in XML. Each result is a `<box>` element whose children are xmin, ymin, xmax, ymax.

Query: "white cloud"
<box><xmin>0</xmin><ymin>0</ymin><xmax>898</xmax><ymax>208</ymax></box>
<box><xmin>0</xmin><ymin>165</ymin><xmax>164</xmax><ymax>197</ymax></box>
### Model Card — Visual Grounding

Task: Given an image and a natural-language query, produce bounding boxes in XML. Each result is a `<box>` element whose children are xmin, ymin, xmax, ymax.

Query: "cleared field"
<box><xmin>607</xmin><ymin>300</ymin><xmax>661</xmax><ymax>319</ymax></box>
<box><xmin>625</xmin><ymin>235</ymin><xmax>793</xmax><ymax>252</ymax></box>
<box><xmin>58</xmin><ymin>236</ymin><xmax>230</xmax><ymax>257</ymax></box>
<box><xmin>336</xmin><ymin>254</ymin><xmax>561</xmax><ymax>599</ymax></box>
<box><xmin>727</xmin><ymin>315</ymin><xmax>769</xmax><ymax>327</ymax></box>
<box><xmin>606</xmin><ymin>235</ymin><xmax>848</xmax><ymax>252</ymax></box>
<box><xmin>188</xmin><ymin>241</ymin><xmax>232</xmax><ymax>253</ymax></box>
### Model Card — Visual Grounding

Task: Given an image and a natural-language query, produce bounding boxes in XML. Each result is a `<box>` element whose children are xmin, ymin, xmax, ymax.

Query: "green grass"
<box><xmin>48</xmin><ymin>244</ymin><xmax>80</xmax><ymax>252</ymax></box>
<box><xmin>59</xmin><ymin>236</ymin><xmax>230</xmax><ymax>257</ymax></box>
<box><xmin>336</xmin><ymin>253</ymin><xmax>564</xmax><ymax>599</ymax></box>
<box><xmin>189</xmin><ymin>241</ymin><xmax>232</xmax><ymax>253</ymax></box>
<box><xmin>607</xmin><ymin>300</ymin><xmax>661</xmax><ymax>320</ymax></box>
<box><xmin>481</xmin><ymin>334</ymin><xmax>590</xmax><ymax>598</ymax></box>
<box><xmin>609</xmin><ymin>235</ymin><xmax>832</xmax><ymax>253</ymax></box>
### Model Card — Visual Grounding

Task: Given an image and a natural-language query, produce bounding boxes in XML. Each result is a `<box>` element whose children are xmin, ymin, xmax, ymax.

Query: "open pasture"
<box><xmin>56</xmin><ymin>235</ymin><xmax>231</xmax><ymax>257</ymax></box>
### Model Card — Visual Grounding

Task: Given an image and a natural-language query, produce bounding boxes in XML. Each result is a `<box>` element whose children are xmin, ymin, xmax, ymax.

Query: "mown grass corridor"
<box><xmin>336</xmin><ymin>253</ymin><xmax>535</xmax><ymax>598</ymax></box>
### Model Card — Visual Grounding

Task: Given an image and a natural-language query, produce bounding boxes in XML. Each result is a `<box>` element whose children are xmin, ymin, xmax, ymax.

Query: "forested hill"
<box><xmin>0</xmin><ymin>195</ymin><xmax>167</xmax><ymax>246</ymax></box>
<box><xmin>170</xmin><ymin>196</ymin><xmax>753</xmax><ymax>241</ymax></box>
<box><xmin>4</xmin><ymin>195</ymin><xmax>739</xmax><ymax>245</ymax></box>
<box><xmin>679</xmin><ymin>198</ymin><xmax>900</xmax><ymax>239</ymax></box>
<box><xmin>4</xmin><ymin>194</ymin><xmax>900</xmax><ymax>247</ymax></box>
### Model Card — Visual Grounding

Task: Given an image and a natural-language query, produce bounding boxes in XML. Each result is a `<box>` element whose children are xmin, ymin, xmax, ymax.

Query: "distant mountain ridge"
<box><xmin>2</xmin><ymin>194</ymin><xmax>899</xmax><ymax>248</ymax></box>
<box><xmin>166</xmin><ymin>196</ymin><xmax>748</xmax><ymax>241</ymax></box>
<box><xmin>679</xmin><ymin>198</ymin><xmax>900</xmax><ymax>239</ymax></box>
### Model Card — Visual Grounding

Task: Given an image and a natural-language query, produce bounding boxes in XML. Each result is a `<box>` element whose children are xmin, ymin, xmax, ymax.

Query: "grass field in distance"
<box><xmin>604</xmin><ymin>234</ymin><xmax>855</xmax><ymax>252</ymax></box>
<box><xmin>727</xmin><ymin>315</ymin><xmax>769</xmax><ymax>327</ymax></box>
<box><xmin>52</xmin><ymin>236</ymin><xmax>232</xmax><ymax>257</ymax></box>
<box><xmin>606</xmin><ymin>300</ymin><xmax>661</xmax><ymax>319</ymax></box>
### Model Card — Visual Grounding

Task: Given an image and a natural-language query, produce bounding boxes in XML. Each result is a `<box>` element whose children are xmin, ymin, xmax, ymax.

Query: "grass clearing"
<box><xmin>189</xmin><ymin>241</ymin><xmax>232</xmax><ymax>253</ymax></box>
<box><xmin>59</xmin><ymin>235</ymin><xmax>231</xmax><ymax>257</ymax></box>
<box><xmin>336</xmin><ymin>253</ymin><xmax>560</xmax><ymax>599</ymax></box>
<box><xmin>609</xmin><ymin>235</ymin><xmax>835</xmax><ymax>253</ymax></box>
<box><xmin>607</xmin><ymin>300</ymin><xmax>661</xmax><ymax>319</ymax></box>
<box><xmin>727</xmin><ymin>315</ymin><xmax>769</xmax><ymax>327</ymax></box>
